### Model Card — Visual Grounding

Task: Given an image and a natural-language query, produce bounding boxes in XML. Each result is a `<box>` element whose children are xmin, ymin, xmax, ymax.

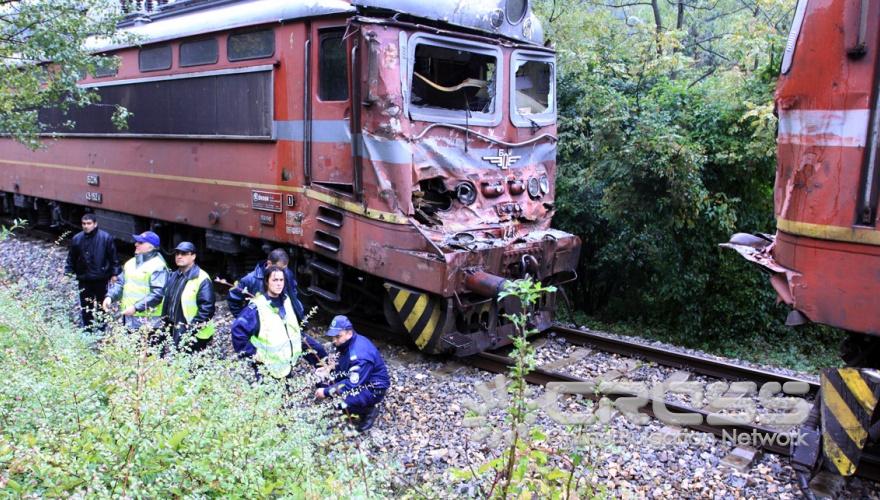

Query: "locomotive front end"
<box><xmin>351</xmin><ymin>6</ymin><xmax>580</xmax><ymax>355</ymax></box>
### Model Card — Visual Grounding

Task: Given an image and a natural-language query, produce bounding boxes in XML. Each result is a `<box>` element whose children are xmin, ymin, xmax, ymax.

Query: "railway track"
<box><xmin>467</xmin><ymin>325</ymin><xmax>880</xmax><ymax>482</ymax></box>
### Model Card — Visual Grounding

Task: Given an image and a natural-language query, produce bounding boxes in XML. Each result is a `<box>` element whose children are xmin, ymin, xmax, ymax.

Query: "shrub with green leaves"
<box><xmin>0</xmin><ymin>282</ymin><xmax>389</xmax><ymax>497</ymax></box>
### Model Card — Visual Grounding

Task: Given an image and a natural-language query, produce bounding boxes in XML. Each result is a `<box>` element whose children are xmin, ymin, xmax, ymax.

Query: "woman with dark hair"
<box><xmin>231</xmin><ymin>266</ymin><xmax>327</xmax><ymax>378</ymax></box>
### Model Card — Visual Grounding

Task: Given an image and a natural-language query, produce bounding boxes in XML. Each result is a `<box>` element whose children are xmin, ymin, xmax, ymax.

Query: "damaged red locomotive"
<box><xmin>0</xmin><ymin>0</ymin><xmax>581</xmax><ymax>355</ymax></box>
<box><xmin>725</xmin><ymin>0</ymin><xmax>880</xmax><ymax>488</ymax></box>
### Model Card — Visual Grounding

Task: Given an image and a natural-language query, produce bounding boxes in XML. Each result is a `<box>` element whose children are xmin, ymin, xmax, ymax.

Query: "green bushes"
<box><xmin>0</xmin><ymin>282</ymin><xmax>389</xmax><ymax>497</ymax></box>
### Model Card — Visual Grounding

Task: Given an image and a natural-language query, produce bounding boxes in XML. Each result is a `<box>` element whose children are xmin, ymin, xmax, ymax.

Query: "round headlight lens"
<box><xmin>506</xmin><ymin>0</ymin><xmax>528</xmax><ymax>24</ymax></box>
<box><xmin>539</xmin><ymin>174</ymin><xmax>549</xmax><ymax>194</ymax></box>
<box><xmin>456</xmin><ymin>182</ymin><xmax>477</xmax><ymax>205</ymax></box>
<box><xmin>527</xmin><ymin>177</ymin><xmax>541</xmax><ymax>198</ymax></box>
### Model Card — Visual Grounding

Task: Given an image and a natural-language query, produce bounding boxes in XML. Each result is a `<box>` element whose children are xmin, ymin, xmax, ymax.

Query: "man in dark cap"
<box><xmin>160</xmin><ymin>241</ymin><xmax>216</xmax><ymax>351</ymax></box>
<box><xmin>103</xmin><ymin>231</ymin><xmax>167</xmax><ymax>329</ymax></box>
<box><xmin>65</xmin><ymin>213</ymin><xmax>120</xmax><ymax>330</ymax></box>
<box><xmin>315</xmin><ymin>315</ymin><xmax>390</xmax><ymax>432</ymax></box>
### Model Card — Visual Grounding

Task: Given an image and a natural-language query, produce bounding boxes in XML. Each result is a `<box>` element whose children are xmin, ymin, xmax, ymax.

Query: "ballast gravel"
<box><xmin>2</xmin><ymin>233</ymin><xmax>879</xmax><ymax>498</ymax></box>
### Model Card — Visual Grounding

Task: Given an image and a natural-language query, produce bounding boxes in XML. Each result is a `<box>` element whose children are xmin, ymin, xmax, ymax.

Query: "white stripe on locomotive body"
<box><xmin>273</xmin><ymin>120</ymin><xmax>556</xmax><ymax>166</ymax></box>
<box><xmin>777</xmin><ymin>109</ymin><xmax>870</xmax><ymax>148</ymax></box>
<box><xmin>89</xmin><ymin>0</ymin><xmax>544</xmax><ymax>53</ymax></box>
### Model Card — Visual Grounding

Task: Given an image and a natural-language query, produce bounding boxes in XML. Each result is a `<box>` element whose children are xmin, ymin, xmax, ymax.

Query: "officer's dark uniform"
<box><xmin>322</xmin><ymin>316</ymin><xmax>390</xmax><ymax>431</ymax></box>
<box><xmin>227</xmin><ymin>262</ymin><xmax>305</xmax><ymax>319</ymax></box>
<box><xmin>231</xmin><ymin>292</ymin><xmax>328</xmax><ymax>371</ymax></box>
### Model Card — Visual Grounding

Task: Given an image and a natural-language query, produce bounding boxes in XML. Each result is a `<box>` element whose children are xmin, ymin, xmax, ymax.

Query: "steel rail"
<box><xmin>468</xmin><ymin>351</ymin><xmax>880</xmax><ymax>482</ymax></box>
<box><xmin>548</xmin><ymin>325</ymin><xmax>820</xmax><ymax>395</ymax></box>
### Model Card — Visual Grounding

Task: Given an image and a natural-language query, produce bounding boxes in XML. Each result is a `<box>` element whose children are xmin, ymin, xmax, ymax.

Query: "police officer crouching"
<box><xmin>160</xmin><ymin>242</ymin><xmax>216</xmax><ymax>351</ymax></box>
<box><xmin>315</xmin><ymin>315</ymin><xmax>390</xmax><ymax>432</ymax></box>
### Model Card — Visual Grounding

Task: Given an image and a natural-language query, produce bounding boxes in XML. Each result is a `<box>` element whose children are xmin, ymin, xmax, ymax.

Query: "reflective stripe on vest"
<box><xmin>120</xmin><ymin>255</ymin><xmax>167</xmax><ymax>317</ymax></box>
<box><xmin>252</xmin><ymin>294</ymin><xmax>302</xmax><ymax>379</ymax></box>
<box><xmin>182</xmin><ymin>269</ymin><xmax>215</xmax><ymax>340</ymax></box>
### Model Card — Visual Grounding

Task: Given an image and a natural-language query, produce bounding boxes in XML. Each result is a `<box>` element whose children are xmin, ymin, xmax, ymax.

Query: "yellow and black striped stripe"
<box><xmin>821</xmin><ymin>368</ymin><xmax>880</xmax><ymax>476</ymax></box>
<box><xmin>384</xmin><ymin>284</ymin><xmax>443</xmax><ymax>350</ymax></box>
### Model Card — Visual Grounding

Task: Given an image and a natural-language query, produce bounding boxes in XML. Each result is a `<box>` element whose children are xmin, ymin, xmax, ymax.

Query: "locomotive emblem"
<box><xmin>482</xmin><ymin>148</ymin><xmax>521</xmax><ymax>170</ymax></box>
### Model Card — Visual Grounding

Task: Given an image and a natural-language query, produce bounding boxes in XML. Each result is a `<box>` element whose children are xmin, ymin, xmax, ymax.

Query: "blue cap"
<box><xmin>326</xmin><ymin>315</ymin><xmax>353</xmax><ymax>337</ymax></box>
<box><xmin>174</xmin><ymin>241</ymin><xmax>197</xmax><ymax>253</ymax></box>
<box><xmin>132</xmin><ymin>231</ymin><xmax>160</xmax><ymax>247</ymax></box>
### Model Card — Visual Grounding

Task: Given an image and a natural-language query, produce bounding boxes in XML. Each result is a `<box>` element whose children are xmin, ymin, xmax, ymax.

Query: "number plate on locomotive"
<box><xmin>85</xmin><ymin>192</ymin><xmax>102</xmax><ymax>203</ymax></box>
<box><xmin>251</xmin><ymin>190</ymin><xmax>282</xmax><ymax>213</ymax></box>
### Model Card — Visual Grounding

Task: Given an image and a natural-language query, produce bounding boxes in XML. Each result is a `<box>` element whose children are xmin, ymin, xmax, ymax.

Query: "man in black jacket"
<box><xmin>65</xmin><ymin>213</ymin><xmax>120</xmax><ymax>330</ymax></box>
<box><xmin>160</xmin><ymin>241</ymin><xmax>216</xmax><ymax>351</ymax></box>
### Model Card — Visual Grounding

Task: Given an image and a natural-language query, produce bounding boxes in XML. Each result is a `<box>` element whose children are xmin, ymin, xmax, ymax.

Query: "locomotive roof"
<box><xmin>88</xmin><ymin>0</ymin><xmax>543</xmax><ymax>52</ymax></box>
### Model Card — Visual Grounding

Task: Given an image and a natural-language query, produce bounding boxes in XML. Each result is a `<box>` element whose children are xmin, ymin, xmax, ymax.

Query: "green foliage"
<box><xmin>460</xmin><ymin>278</ymin><xmax>604</xmax><ymax>499</ymax></box>
<box><xmin>537</xmin><ymin>0</ymin><xmax>843</xmax><ymax>366</ymax></box>
<box><xmin>0</xmin><ymin>0</ymin><xmax>128</xmax><ymax>148</ymax></box>
<box><xmin>0</xmin><ymin>282</ymin><xmax>389</xmax><ymax>497</ymax></box>
<box><xmin>0</xmin><ymin>218</ymin><xmax>25</xmax><ymax>241</ymax></box>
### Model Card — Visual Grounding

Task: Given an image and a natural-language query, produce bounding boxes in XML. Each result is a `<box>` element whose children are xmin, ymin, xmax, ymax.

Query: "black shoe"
<box><xmin>356</xmin><ymin>405</ymin><xmax>381</xmax><ymax>432</ymax></box>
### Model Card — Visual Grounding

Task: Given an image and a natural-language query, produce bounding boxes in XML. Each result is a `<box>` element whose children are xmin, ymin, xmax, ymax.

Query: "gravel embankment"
<box><xmin>2</xmin><ymin>234</ymin><xmax>879</xmax><ymax>498</ymax></box>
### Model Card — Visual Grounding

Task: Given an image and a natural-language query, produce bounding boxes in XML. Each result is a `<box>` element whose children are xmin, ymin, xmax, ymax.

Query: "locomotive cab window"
<box><xmin>510</xmin><ymin>51</ymin><xmax>555</xmax><ymax>128</ymax></box>
<box><xmin>92</xmin><ymin>55</ymin><xmax>119</xmax><ymax>78</ymax></box>
<box><xmin>228</xmin><ymin>29</ymin><xmax>274</xmax><ymax>61</ymax></box>
<box><xmin>180</xmin><ymin>38</ymin><xmax>218</xmax><ymax>67</ymax></box>
<box><xmin>139</xmin><ymin>45</ymin><xmax>171</xmax><ymax>72</ymax></box>
<box><xmin>318</xmin><ymin>29</ymin><xmax>349</xmax><ymax>101</ymax></box>
<box><xmin>407</xmin><ymin>35</ymin><xmax>502</xmax><ymax>127</ymax></box>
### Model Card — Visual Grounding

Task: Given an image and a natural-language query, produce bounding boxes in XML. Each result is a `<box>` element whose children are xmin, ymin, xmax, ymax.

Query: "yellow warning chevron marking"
<box><xmin>823</xmin><ymin>432</ymin><xmax>857</xmax><ymax>476</ymax></box>
<box><xmin>823</xmin><ymin>375</ymin><xmax>868</xmax><ymax>447</ymax></box>
<box><xmin>415</xmin><ymin>307</ymin><xmax>441</xmax><ymax>349</ymax></box>
<box><xmin>393</xmin><ymin>289</ymin><xmax>410</xmax><ymax>312</ymax></box>
<box><xmin>840</xmin><ymin>369</ymin><xmax>878</xmax><ymax>414</ymax></box>
<box><xmin>405</xmin><ymin>294</ymin><xmax>428</xmax><ymax>332</ymax></box>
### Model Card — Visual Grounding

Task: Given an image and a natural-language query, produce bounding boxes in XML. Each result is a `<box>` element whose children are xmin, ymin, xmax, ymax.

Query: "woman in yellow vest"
<box><xmin>160</xmin><ymin>241</ymin><xmax>216</xmax><ymax>351</ymax></box>
<box><xmin>231</xmin><ymin>266</ymin><xmax>327</xmax><ymax>379</ymax></box>
<box><xmin>102</xmin><ymin>231</ymin><xmax>167</xmax><ymax>330</ymax></box>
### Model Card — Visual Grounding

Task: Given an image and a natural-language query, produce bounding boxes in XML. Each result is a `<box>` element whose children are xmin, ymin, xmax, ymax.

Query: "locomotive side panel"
<box><xmin>766</xmin><ymin>0</ymin><xmax>880</xmax><ymax>334</ymax></box>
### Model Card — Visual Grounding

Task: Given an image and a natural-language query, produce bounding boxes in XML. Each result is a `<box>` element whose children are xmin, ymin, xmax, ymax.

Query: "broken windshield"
<box><xmin>510</xmin><ymin>51</ymin><xmax>555</xmax><ymax>127</ymax></box>
<box><xmin>407</xmin><ymin>35</ymin><xmax>501</xmax><ymax>127</ymax></box>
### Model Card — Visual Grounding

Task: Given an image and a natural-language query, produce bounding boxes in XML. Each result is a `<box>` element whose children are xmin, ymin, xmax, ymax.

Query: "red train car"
<box><xmin>0</xmin><ymin>0</ymin><xmax>580</xmax><ymax>356</ymax></box>
<box><xmin>725</xmin><ymin>0</ymin><xmax>880</xmax><ymax>487</ymax></box>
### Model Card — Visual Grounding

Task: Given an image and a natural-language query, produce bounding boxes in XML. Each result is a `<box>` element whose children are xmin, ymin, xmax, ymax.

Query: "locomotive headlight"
<box><xmin>456</xmin><ymin>182</ymin><xmax>477</xmax><ymax>205</ymax></box>
<box><xmin>506</xmin><ymin>0</ymin><xmax>528</xmax><ymax>24</ymax></box>
<box><xmin>527</xmin><ymin>177</ymin><xmax>541</xmax><ymax>198</ymax></box>
<box><xmin>539</xmin><ymin>174</ymin><xmax>549</xmax><ymax>194</ymax></box>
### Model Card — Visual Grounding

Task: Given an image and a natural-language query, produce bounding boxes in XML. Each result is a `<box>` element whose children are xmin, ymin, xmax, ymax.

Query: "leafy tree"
<box><xmin>0</xmin><ymin>0</ymin><xmax>124</xmax><ymax>148</ymax></box>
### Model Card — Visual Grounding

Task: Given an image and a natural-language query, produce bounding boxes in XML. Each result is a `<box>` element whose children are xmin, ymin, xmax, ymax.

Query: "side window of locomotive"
<box><xmin>510</xmin><ymin>53</ymin><xmax>555</xmax><ymax>128</ymax></box>
<box><xmin>139</xmin><ymin>45</ymin><xmax>172</xmax><ymax>72</ymax></box>
<box><xmin>180</xmin><ymin>38</ymin><xmax>218</xmax><ymax>67</ymax></box>
<box><xmin>318</xmin><ymin>29</ymin><xmax>349</xmax><ymax>101</ymax></box>
<box><xmin>411</xmin><ymin>44</ymin><xmax>497</xmax><ymax>114</ymax></box>
<box><xmin>515</xmin><ymin>61</ymin><xmax>551</xmax><ymax>115</ymax></box>
<box><xmin>228</xmin><ymin>29</ymin><xmax>275</xmax><ymax>62</ymax></box>
<box><xmin>93</xmin><ymin>55</ymin><xmax>119</xmax><ymax>78</ymax></box>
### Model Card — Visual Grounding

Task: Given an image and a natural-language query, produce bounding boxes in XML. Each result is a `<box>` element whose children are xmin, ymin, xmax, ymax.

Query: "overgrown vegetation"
<box><xmin>459</xmin><ymin>278</ymin><xmax>607</xmax><ymax>498</ymax></box>
<box><xmin>0</xmin><ymin>281</ymin><xmax>390</xmax><ymax>497</ymax></box>
<box><xmin>540</xmin><ymin>0</ymin><xmax>846</xmax><ymax>370</ymax></box>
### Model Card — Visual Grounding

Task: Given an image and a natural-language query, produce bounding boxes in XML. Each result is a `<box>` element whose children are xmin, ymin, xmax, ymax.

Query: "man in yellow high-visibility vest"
<box><xmin>102</xmin><ymin>231</ymin><xmax>168</xmax><ymax>330</ymax></box>
<box><xmin>160</xmin><ymin>241</ymin><xmax>216</xmax><ymax>351</ymax></box>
